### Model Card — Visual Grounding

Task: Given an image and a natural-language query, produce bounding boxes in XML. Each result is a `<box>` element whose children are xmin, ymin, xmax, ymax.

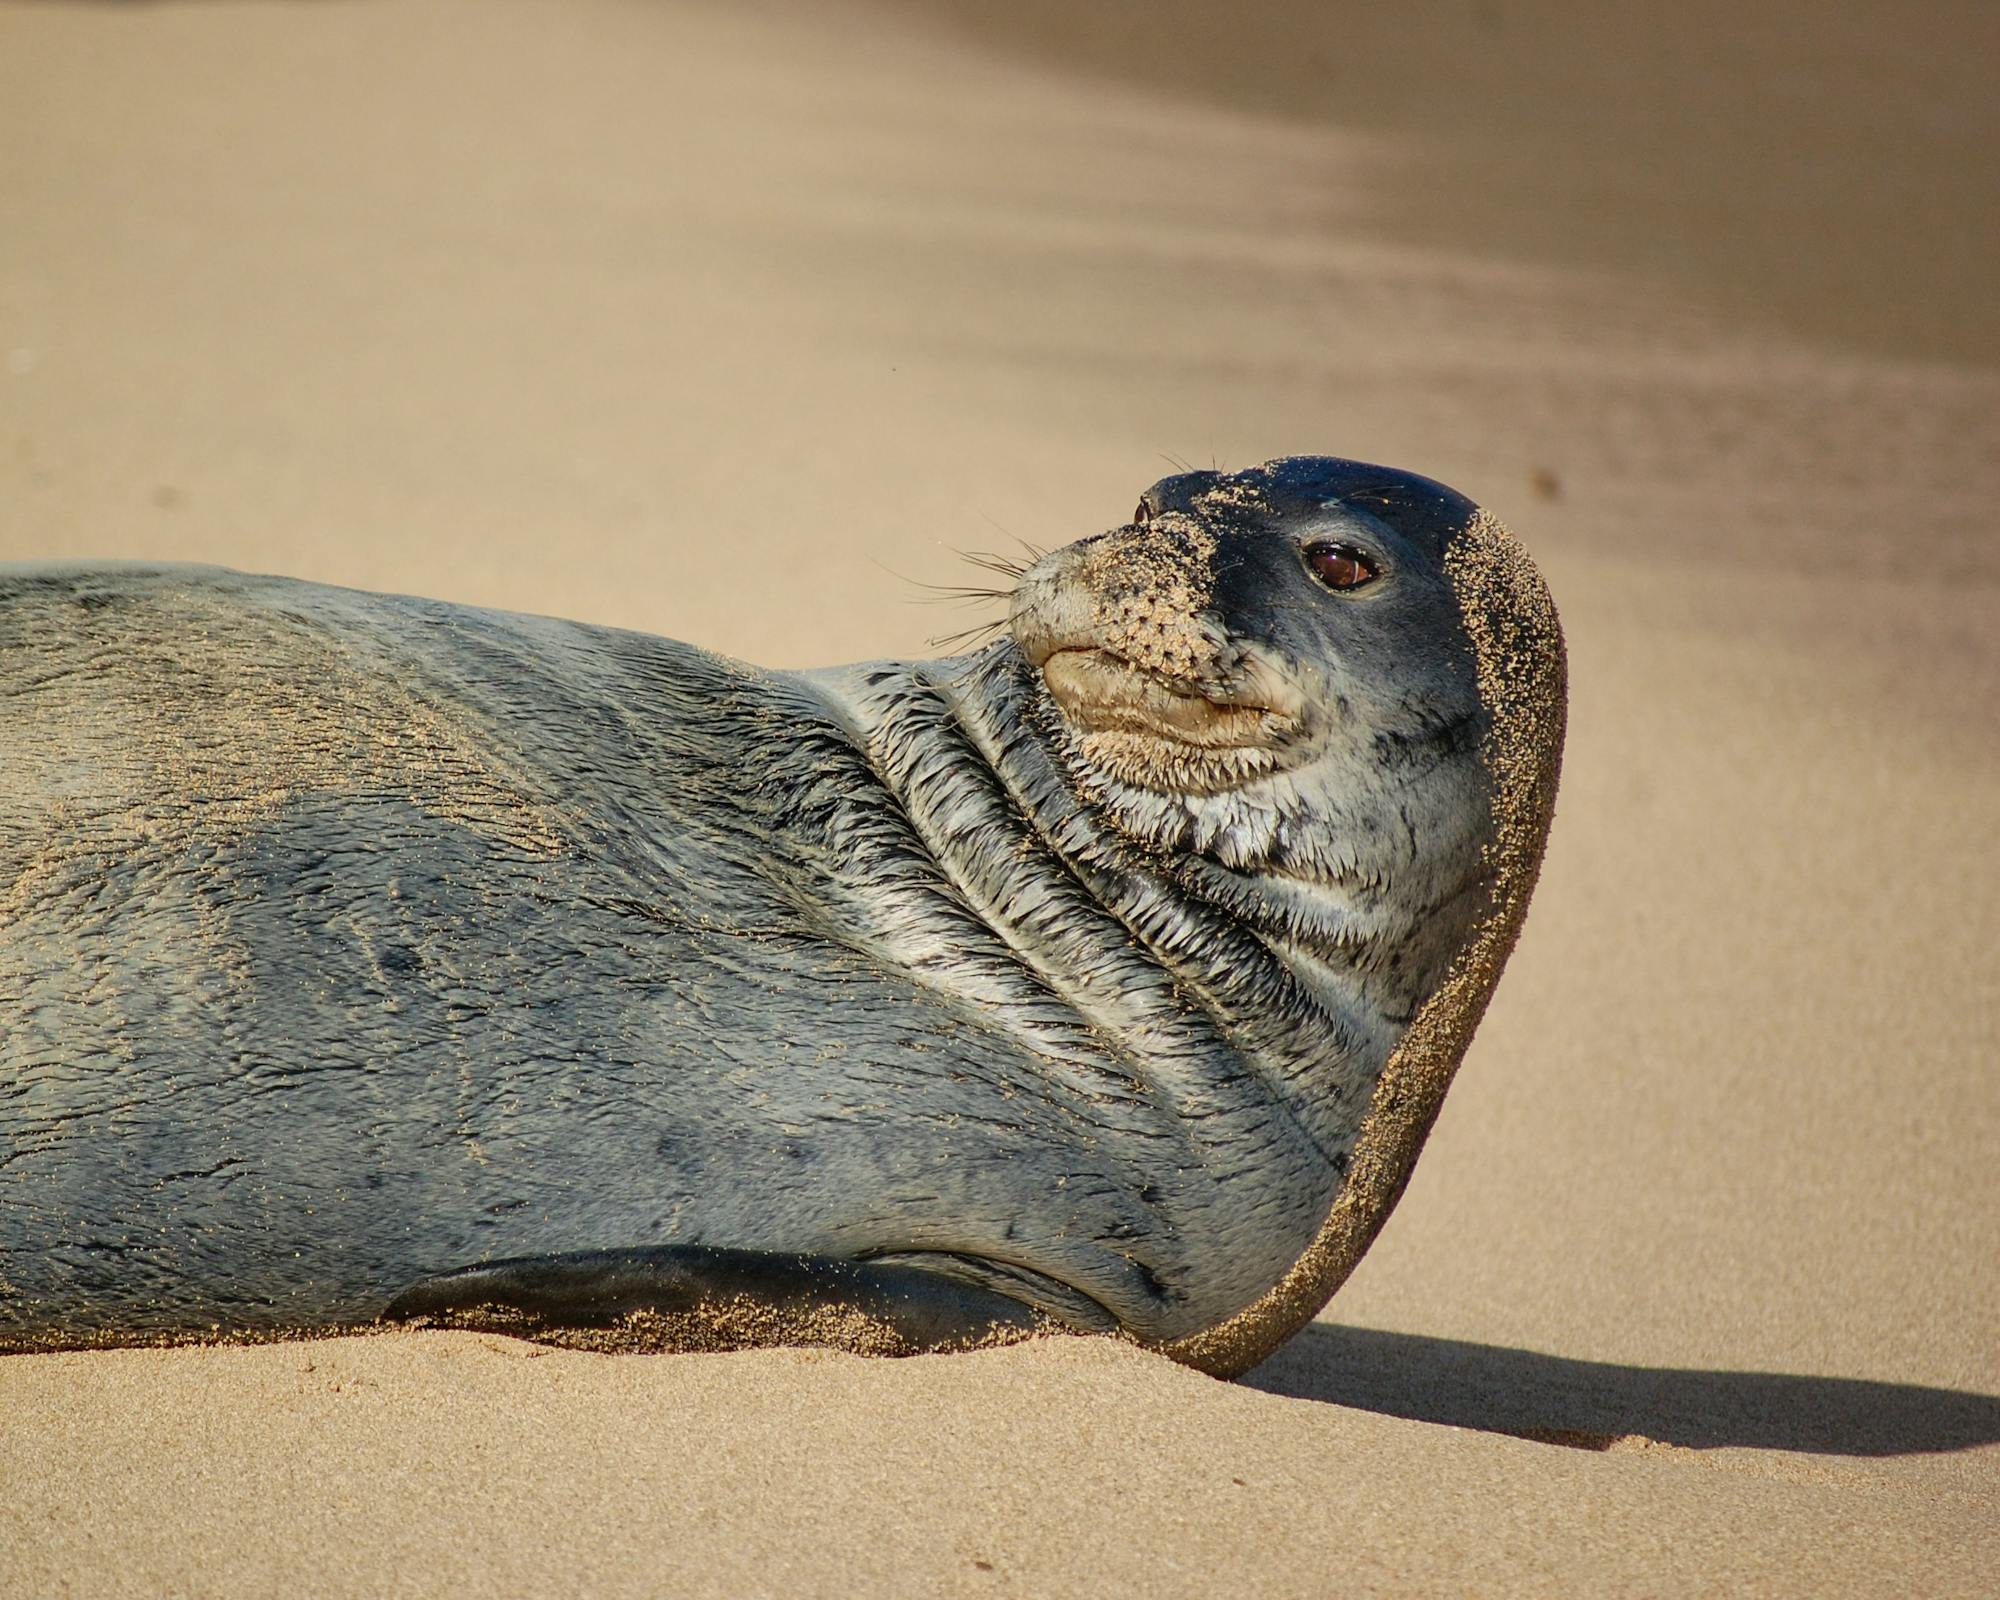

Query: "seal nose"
<box><xmin>1139</xmin><ymin>470</ymin><xmax>1226</xmax><ymax>522</ymax></box>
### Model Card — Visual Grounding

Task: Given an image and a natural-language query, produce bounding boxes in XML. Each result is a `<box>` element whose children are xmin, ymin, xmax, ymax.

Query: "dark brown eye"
<box><xmin>1304</xmin><ymin>542</ymin><xmax>1378</xmax><ymax>591</ymax></box>
<box><xmin>1133</xmin><ymin>499</ymin><xmax>1151</xmax><ymax>525</ymax></box>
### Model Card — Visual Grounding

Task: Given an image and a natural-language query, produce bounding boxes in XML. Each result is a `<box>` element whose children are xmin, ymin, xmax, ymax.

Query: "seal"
<box><xmin>0</xmin><ymin>456</ymin><xmax>1564</xmax><ymax>1374</ymax></box>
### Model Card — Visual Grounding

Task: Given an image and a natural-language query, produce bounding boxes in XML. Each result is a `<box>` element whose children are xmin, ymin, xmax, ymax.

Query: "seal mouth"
<box><xmin>1040</xmin><ymin>647</ymin><xmax>1291</xmax><ymax>751</ymax></box>
<box><xmin>1036</xmin><ymin>646</ymin><xmax>1304</xmax><ymax>794</ymax></box>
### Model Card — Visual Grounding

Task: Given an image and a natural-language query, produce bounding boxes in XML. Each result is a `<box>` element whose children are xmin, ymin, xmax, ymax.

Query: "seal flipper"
<box><xmin>381</xmin><ymin>1245</ymin><xmax>1070</xmax><ymax>1356</ymax></box>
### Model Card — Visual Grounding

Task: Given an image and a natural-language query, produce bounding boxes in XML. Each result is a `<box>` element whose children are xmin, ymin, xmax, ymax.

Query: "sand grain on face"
<box><xmin>1080</xmin><ymin>514</ymin><xmax>1219</xmax><ymax>680</ymax></box>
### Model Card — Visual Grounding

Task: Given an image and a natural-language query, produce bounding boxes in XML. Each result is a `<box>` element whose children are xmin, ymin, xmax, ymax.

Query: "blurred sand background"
<box><xmin>1</xmin><ymin>0</ymin><xmax>1996</xmax><ymax>1593</ymax></box>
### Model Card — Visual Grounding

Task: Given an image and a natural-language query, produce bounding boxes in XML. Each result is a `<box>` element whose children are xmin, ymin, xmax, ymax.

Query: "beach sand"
<box><xmin>1</xmin><ymin>1</ymin><xmax>1995</xmax><ymax>1592</ymax></box>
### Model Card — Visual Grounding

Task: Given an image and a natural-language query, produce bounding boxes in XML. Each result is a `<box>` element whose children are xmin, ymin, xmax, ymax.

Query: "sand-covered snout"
<box><xmin>1011</xmin><ymin>517</ymin><xmax>1304</xmax><ymax>788</ymax></box>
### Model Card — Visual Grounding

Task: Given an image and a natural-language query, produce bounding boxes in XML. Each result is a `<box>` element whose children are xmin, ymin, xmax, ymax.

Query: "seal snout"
<box><xmin>1011</xmin><ymin>513</ymin><xmax>1303</xmax><ymax>792</ymax></box>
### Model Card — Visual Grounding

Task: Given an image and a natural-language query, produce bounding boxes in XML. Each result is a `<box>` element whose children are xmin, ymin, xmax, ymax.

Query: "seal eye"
<box><xmin>1303</xmin><ymin>542</ymin><xmax>1378</xmax><ymax>592</ymax></box>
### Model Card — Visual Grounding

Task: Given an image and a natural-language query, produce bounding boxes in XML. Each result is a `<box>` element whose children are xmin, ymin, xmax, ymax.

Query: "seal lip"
<box><xmin>1038</xmin><ymin>644</ymin><xmax>1299</xmax><ymax>753</ymax></box>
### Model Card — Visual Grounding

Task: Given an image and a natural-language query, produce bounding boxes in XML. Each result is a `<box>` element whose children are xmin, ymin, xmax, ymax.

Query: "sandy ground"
<box><xmin>2</xmin><ymin>0</ymin><xmax>1996</xmax><ymax>1594</ymax></box>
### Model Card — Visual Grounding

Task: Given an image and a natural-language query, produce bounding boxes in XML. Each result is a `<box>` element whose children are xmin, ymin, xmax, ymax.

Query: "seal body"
<box><xmin>0</xmin><ymin>458</ymin><xmax>1563</xmax><ymax>1369</ymax></box>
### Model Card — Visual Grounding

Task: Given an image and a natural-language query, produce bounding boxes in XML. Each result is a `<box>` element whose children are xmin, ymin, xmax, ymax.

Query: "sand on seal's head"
<box><xmin>1166</xmin><ymin>509</ymin><xmax>1567</xmax><ymax>1376</ymax></box>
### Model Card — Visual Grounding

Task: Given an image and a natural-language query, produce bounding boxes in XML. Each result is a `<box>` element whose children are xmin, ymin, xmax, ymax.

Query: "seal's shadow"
<box><xmin>1241</xmin><ymin>1325</ymin><xmax>2000</xmax><ymax>1457</ymax></box>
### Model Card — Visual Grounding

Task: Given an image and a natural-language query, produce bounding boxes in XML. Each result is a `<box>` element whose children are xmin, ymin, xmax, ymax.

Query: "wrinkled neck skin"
<box><xmin>804</xmin><ymin>635</ymin><xmax>1495</xmax><ymax>1209</ymax></box>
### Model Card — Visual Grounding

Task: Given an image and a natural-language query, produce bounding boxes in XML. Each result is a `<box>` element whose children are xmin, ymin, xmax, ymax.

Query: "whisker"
<box><xmin>905</xmin><ymin>583</ymin><xmax>1014</xmax><ymax>606</ymax></box>
<box><xmin>870</xmin><ymin>555</ymin><xmax>1012</xmax><ymax>611</ymax></box>
<box><xmin>884</xmin><ymin>544</ymin><xmax>1035</xmax><ymax>654</ymax></box>
<box><xmin>927</xmin><ymin>617</ymin><xmax>1009</xmax><ymax>652</ymax></box>
<box><xmin>958</xmin><ymin>550</ymin><xmax>1031</xmax><ymax>582</ymax></box>
<box><xmin>968</xmin><ymin>516</ymin><xmax>1049</xmax><ymax>560</ymax></box>
<box><xmin>973</xmin><ymin>508</ymin><xmax>1021</xmax><ymax>542</ymax></box>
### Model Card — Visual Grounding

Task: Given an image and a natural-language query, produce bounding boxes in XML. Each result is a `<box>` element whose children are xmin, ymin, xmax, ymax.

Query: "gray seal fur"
<box><xmin>0</xmin><ymin>456</ymin><xmax>1565</xmax><ymax>1372</ymax></box>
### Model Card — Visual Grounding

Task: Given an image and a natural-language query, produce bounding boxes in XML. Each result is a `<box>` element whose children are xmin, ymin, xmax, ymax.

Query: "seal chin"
<box><xmin>1038</xmin><ymin>646</ymin><xmax>1299</xmax><ymax>794</ymax></box>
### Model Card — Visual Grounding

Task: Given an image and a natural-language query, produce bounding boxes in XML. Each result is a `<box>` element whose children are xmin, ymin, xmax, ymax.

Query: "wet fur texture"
<box><xmin>0</xmin><ymin>458</ymin><xmax>1564</xmax><ymax>1365</ymax></box>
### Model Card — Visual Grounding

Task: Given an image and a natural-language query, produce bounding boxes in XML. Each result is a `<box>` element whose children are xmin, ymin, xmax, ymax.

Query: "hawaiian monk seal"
<box><xmin>0</xmin><ymin>456</ymin><xmax>1564</xmax><ymax>1375</ymax></box>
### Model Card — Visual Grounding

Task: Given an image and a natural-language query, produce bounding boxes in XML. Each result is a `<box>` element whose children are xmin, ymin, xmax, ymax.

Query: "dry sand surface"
<box><xmin>2</xmin><ymin>0</ymin><xmax>1996</xmax><ymax>1594</ymax></box>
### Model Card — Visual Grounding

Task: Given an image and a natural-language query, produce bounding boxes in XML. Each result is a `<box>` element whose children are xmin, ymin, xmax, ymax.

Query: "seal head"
<box><xmin>1011</xmin><ymin>459</ymin><xmax>1524</xmax><ymax>1048</ymax></box>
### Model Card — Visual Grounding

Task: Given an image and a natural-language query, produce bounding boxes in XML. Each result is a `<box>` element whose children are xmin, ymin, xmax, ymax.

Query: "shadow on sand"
<box><xmin>1241</xmin><ymin>1324</ymin><xmax>2000</xmax><ymax>1457</ymax></box>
